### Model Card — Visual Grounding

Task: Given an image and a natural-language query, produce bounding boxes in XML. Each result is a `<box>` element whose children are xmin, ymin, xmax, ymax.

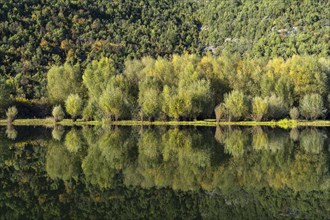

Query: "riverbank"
<box><xmin>0</xmin><ymin>118</ymin><xmax>329</xmax><ymax>128</ymax></box>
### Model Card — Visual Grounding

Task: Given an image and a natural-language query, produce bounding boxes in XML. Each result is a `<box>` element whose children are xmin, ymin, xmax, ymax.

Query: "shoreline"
<box><xmin>0</xmin><ymin>118</ymin><xmax>329</xmax><ymax>128</ymax></box>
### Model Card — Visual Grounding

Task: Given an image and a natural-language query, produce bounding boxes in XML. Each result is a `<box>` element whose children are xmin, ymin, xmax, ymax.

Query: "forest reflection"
<box><xmin>0</xmin><ymin>125</ymin><xmax>329</xmax><ymax>219</ymax></box>
<box><xmin>39</xmin><ymin>126</ymin><xmax>330</xmax><ymax>192</ymax></box>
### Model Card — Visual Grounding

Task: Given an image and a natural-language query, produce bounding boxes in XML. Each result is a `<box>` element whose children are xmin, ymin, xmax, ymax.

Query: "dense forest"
<box><xmin>0</xmin><ymin>0</ymin><xmax>329</xmax><ymax>120</ymax></box>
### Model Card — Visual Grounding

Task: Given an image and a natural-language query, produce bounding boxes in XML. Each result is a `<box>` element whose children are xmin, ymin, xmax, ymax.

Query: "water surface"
<box><xmin>0</xmin><ymin>126</ymin><xmax>329</xmax><ymax>219</ymax></box>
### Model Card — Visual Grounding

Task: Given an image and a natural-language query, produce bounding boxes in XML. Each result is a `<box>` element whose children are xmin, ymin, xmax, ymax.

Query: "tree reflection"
<box><xmin>0</xmin><ymin>125</ymin><xmax>329</xmax><ymax>219</ymax></box>
<box><xmin>252</xmin><ymin>126</ymin><xmax>269</xmax><ymax>151</ymax></box>
<box><xmin>300</xmin><ymin>129</ymin><xmax>326</xmax><ymax>154</ymax></box>
<box><xmin>41</xmin><ymin>126</ymin><xmax>330</xmax><ymax>192</ymax></box>
<box><xmin>64</xmin><ymin>129</ymin><xmax>83</xmax><ymax>153</ymax></box>
<box><xmin>82</xmin><ymin>127</ymin><xmax>135</xmax><ymax>189</ymax></box>
<box><xmin>46</xmin><ymin>141</ymin><xmax>80</xmax><ymax>181</ymax></box>
<box><xmin>223</xmin><ymin>128</ymin><xmax>248</xmax><ymax>158</ymax></box>
<box><xmin>6</xmin><ymin>124</ymin><xmax>17</xmax><ymax>140</ymax></box>
<box><xmin>52</xmin><ymin>125</ymin><xmax>65</xmax><ymax>141</ymax></box>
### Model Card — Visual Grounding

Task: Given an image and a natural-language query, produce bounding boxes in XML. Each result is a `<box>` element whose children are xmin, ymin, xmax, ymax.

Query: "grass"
<box><xmin>0</xmin><ymin>118</ymin><xmax>329</xmax><ymax>128</ymax></box>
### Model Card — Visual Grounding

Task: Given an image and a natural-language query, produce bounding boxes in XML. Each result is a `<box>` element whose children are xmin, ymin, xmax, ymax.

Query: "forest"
<box><xmin>0</xmin><ymin>0</ymin><xmax>329</xmax><ymax>121</ymax></box>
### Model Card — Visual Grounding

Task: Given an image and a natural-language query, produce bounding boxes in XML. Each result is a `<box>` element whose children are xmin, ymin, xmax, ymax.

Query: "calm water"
<box><xmin>0</xmin><ymin>125</ymin><xmax>329</xmax><ymax>219</ymax></box>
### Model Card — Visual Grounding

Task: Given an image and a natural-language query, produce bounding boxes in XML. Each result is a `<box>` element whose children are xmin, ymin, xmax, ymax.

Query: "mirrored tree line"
<box><xmin>1</xmin><ymin>126</ymin><xmax>329</xmax><ymax>192</ymax></box>
<box><xmin>0</xmin><ymin>126</ymin><xmax>329</xmax><ymax>219</ymax></box>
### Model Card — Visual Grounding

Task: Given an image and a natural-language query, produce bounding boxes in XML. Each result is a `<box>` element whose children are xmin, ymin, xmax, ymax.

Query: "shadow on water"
<box><xmin>0</xmin><ymin>125</ymin><xmax>329</xmax><ymax>219</ymax></box>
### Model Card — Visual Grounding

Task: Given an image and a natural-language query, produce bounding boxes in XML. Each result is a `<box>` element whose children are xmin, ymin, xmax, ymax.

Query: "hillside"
<box><xmin>0</xmin><ymin>0</ymin><xmax>329</xmax><ymax>120</ymax></box>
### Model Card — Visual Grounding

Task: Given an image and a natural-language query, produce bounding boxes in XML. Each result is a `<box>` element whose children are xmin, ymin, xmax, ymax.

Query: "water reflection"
<box><xmin>0</xmin><ymin>125</ymin><xmax>329</xmax><ymax>219</ymax></box>
<box><xmin>44</xmin><ymin>126</ymin><xmax>330</xmax><ymax>193</ymax></box>
<box><xmin>6</xmin><ymin>124</ymin><xmax>17</xmax><ymax>140</ymax></box>
<box><xmin>51</xmin><ymin>125</ymin><xmax>65</xmax><ymax>141</ymax></box>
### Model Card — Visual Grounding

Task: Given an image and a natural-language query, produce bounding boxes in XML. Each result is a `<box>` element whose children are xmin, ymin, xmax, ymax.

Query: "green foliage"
<box><xmin>82</xmin><ymin>101</ymin><xmax>97</xmax><ymax>121</ymax></box>
<box><xmin>202</xmin><ymin>0</ymin><xmax>329</xmax><ymax>58</ymax></box>
<box><xmin>6</xmin><ymin>106</ymin><xmax>18</xmax><ymax>124</ymax></box>
<box><xmin>99</xmin><ymin>85</ymin><xmax>129</xmax><ymax>121</ymax></box>
<box><xmin>223</xmin><ymin>90</ymin><xmax>248</xmax><ymax>121</ymax></box>
<box><xmin>252</xmin><ymin>97</ymin><xmax>268</xmax><ymax>121</ymax></box>
<box><xmin>138</xmin><ymin>80</ymin><xmax>162</xmax><ymax>120</ymax></box>
<box><xmin>52</xmin><ymin>105</ymin><xmax>65</xmax><ymax>122</ymax></box>
<box><xmin>287</xmin><ymin>56</ymin><xmax>328</xmax><ymax>99</ymax></box>
<box><xmin>47</xmin><ymin>63</ymin><xmax>81</xmax><ymax>104</ymax></box>
<box><xmin>1</xmin><ymin>0</ymin><xmax>201</xmax><ymax>98</ymax></box>
<box><xmin>266</xmin><ymin>95</ymin><xmax>288</xmax><ymax>120</ymax></box>
<box><xmin>65</xmin><ymin>94</ymin><xmax>83</xmax><ymax>121</ymax></box>
<box><xmin>0</xmin><ymin>77</ymin><xmax>10</xmax><ymax>111</ymax></box>
<box><xmin>290</xmin><ymin>107</ymin><xmax>300</xmax><ymax>120</ymax></box>
<box><xmin>1</xmin><ymin>0</ymin><xmax>329</xmax><ymax>104</ymax></box>
<box><xmin>299</xmin><ymin>93</ymin><xmax>326</xmax><ymax>120</ymax></box>
<box><xmin>82</xmin><ymin>57</ymin><xmax>116</xmax><ymax>103</ymax></box>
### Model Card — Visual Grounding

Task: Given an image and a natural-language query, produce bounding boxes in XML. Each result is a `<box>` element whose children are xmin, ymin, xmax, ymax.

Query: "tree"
<box><xmin>299</xmin><ymin>93</ymin><xmax>325</xmax><ymax>120</ymax></box>
<box><xmin>65</xmin><ymin>94</ymin><xmax>83</xmax><ymax>121</ymax></box>
<box><xmin>47</xmin><ymin>63</ymin><xmax>81</xmax><ymax>104</ymax></box>
<box><xmin>52</xmin><ymin>105</ymin><xmax>65</xmax><ymax>122</ymax></box>
<box><xmin>138</xmin><ymin>80</ymin><xmax>161</xmax><ymax>120</ymax></box>
<box><xmin>223</xmin><ymin>90</ymin><xmax>248</xmax><ymax>121</ymax></box>
<box><xmin>288</xmin><ymin>56</ymin><xmax>327</xmax><ymax>99</ymax></box>
<box><xmin>252</xmin><ymin>97</ymin><xmax>268</xmax><ymax>121</ymax></box>
<box><xmin>289</xmin><ymin>107</ymin><xmax>300</xmax><ymax>120</ymax></box>
<box><xmin>6</xmin><ymin>106</ymin><xmax>18</xmax><ymax>124</ymax></box>
<box><xmin>82</xmin><ymin>101</ymin><xmax>97</xmax><ymax>121</ymax></box>
<box><xmin>266</xmin><ymin>95</ymin><xmax>288</xmax><ymax>119</ymax></box>
<box><xmin>99</xmin><ymin>86</ymin><xmax>127</xmax><ymax>121</ymax></box>
<box><xmin>82</xmin><ymin>57</ymin><xmax>116</xmax><ymax>103</ymax></box>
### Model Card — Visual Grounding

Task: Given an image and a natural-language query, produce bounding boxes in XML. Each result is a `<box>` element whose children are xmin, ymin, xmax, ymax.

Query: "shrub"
<box><xmin>299</xmin><ymin>93</ymin><xmax>325</xmax><ymax>120</ymax></box>
<box><xmin>52</xmin><ymin>105</ymin><xmax>65</xmax><ymax>122</ymax></box>
<box><xmin>223</xmin><ymin>90</ymin><xmax>249</xmax><ymax>121</ymax></box>
<box><xmin>251</xmin><ymin>97</ymin><xmax>268</xmax><ymax>121</ymax></box>
<box><xmin>6</xmin><ymin>106</ymin><xmax>18</xmax><ymax>124</ymax></box>
<box><xmin>65</xmin><ymin>94</ymin><xmax>83</xmax><ymax>121</ymax></box>
<box><xmin>266</xmin><ymin>95</ymin><xmax>288</xmax><ymax>120</ymax></box>
<box><xmin>289</xmin><ymin>107</ymin><xmax>300</xmax><ymax>120</ymax></box>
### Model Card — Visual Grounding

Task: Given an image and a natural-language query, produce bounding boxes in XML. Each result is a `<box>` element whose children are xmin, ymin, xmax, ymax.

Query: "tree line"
<box><xmin>1</xmin><ymin>54</ymin><xmax>329</xmax><ymax>121</ymax></box>
<box><xmin>42</xmin><ymin>54</ymin><xmax>329</xmax><ymax>121</ymax></box>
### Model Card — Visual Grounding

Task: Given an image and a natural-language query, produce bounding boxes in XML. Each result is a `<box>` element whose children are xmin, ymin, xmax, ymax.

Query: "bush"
<box><xmin>266</xmin><ymin>95</ymin><xmax>288</xmax><ymax>120</ymax></box>
<box><xmin>65</xmin><ymin>94</ymin><xmax>83</xmax><ymax>121</ymax></box>
<box><xmin>289</xmin><ymin>107</ymin><xmax>300</xmax><ymax>120</ymax></box>
<box><xmin>223</xmin><ymin>90</ymin><xmax>248</xmax><ymax>121</ymax></box>
<box><xmin>52</xmin><ymin>105</ymin><xmax>65</xmax><ymax>122</ymax></box>
<box><xmin>251</xmin><ymin>97</ymin><xmax>268</xmax><ymax>121</ymax></box>
<box><xmin>6</xmin><ymin>106</ymin><xmax>18</xmax><ymax>124</ymax></box>
<box><xmin>299</xmin><ymin>93</ymin><xmax>325</xmax><ymax>120</ymax></box>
